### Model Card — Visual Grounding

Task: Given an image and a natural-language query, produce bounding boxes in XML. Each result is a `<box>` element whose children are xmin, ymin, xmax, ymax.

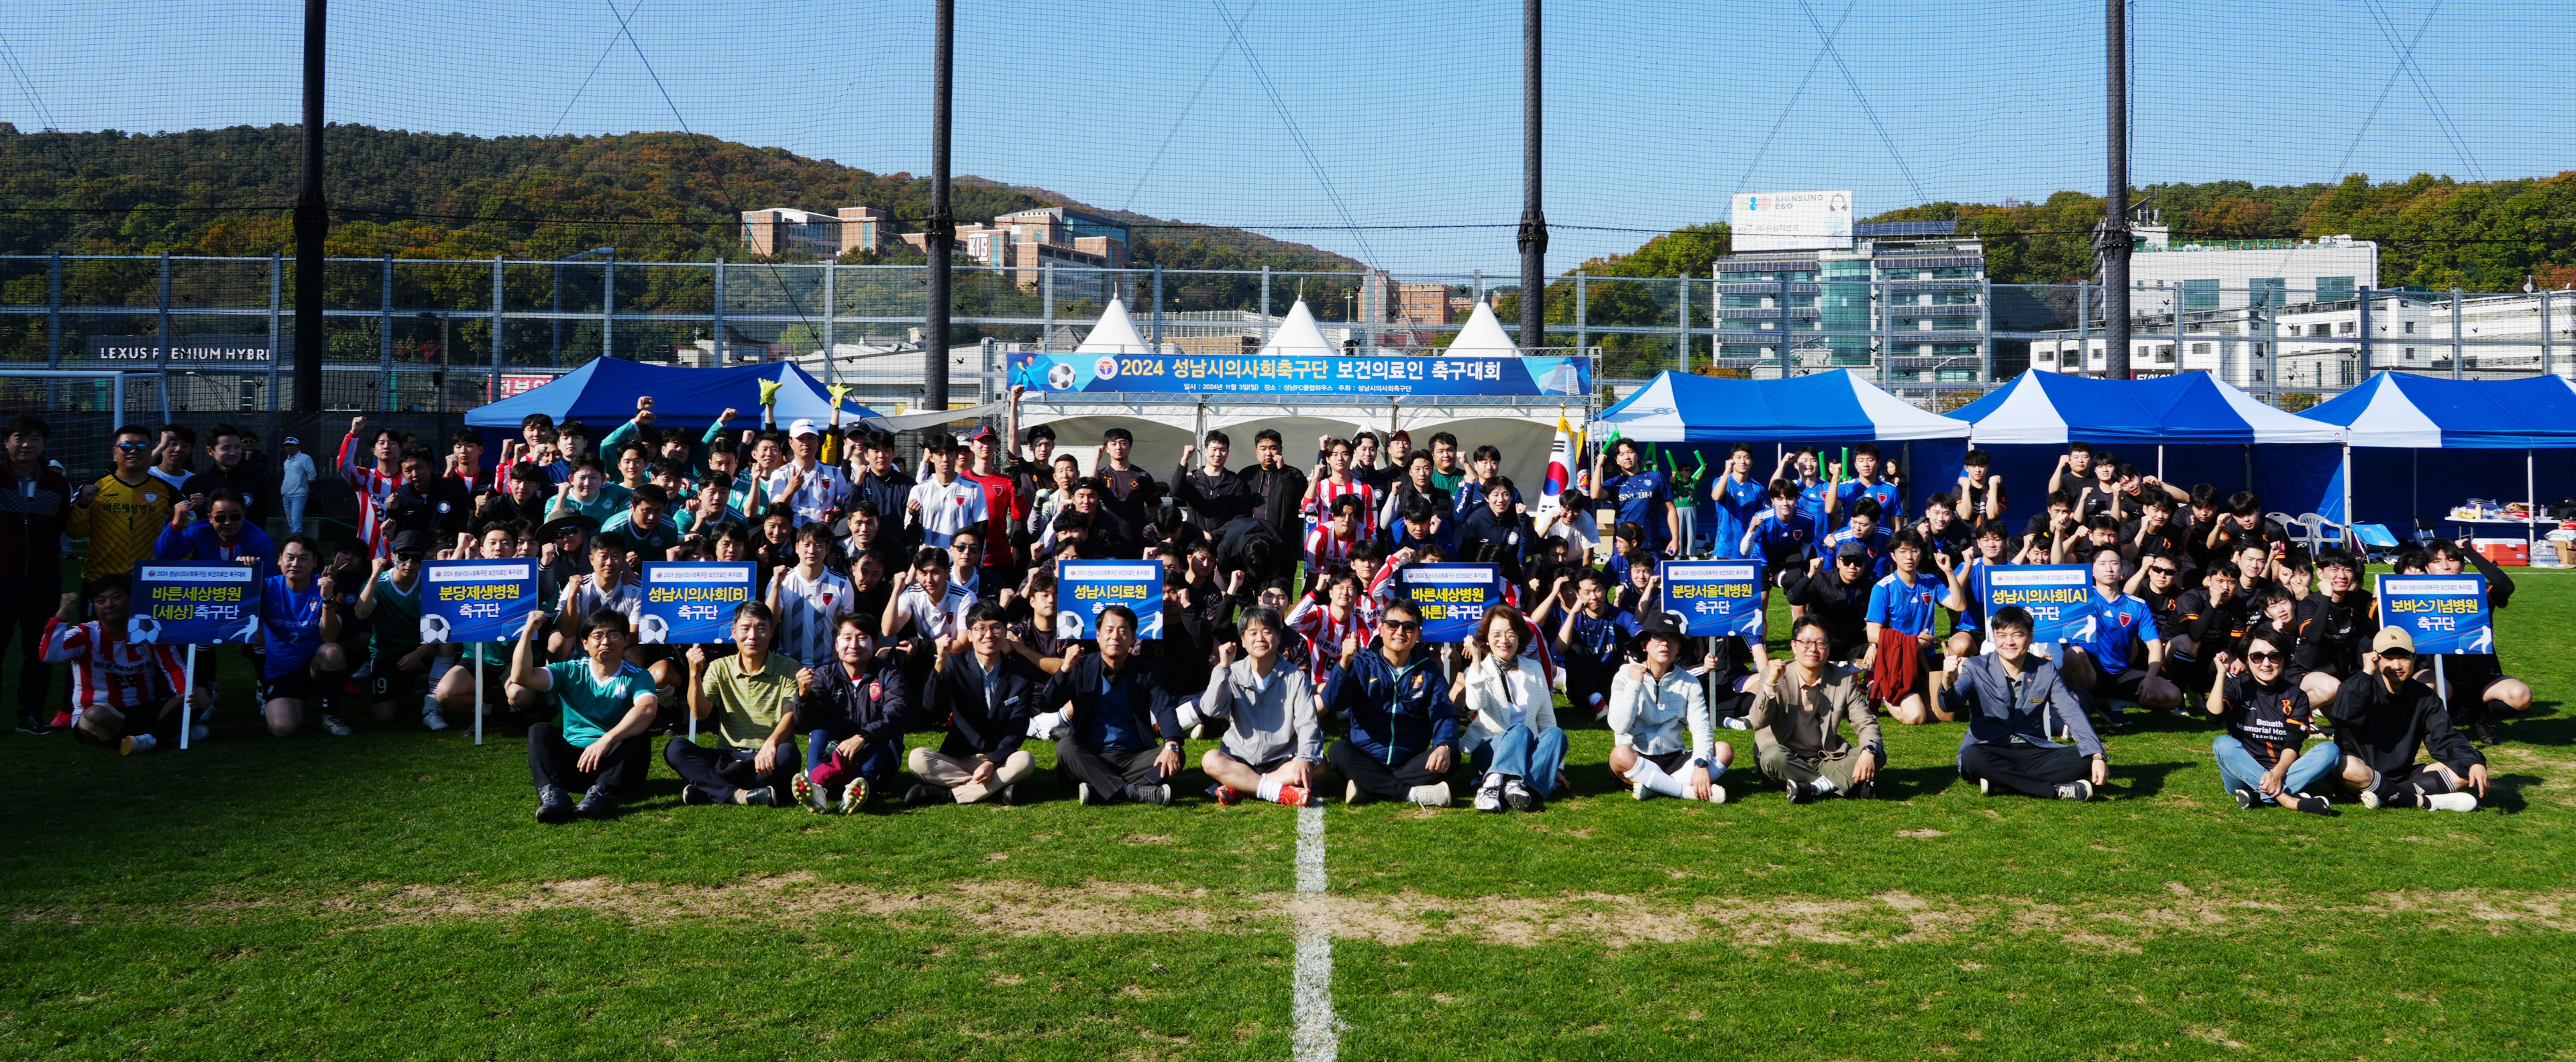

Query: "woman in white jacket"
<box><xmin>1452</xmin><ymin>606</ymin><xmax>1567</xmax><ymax>812</ymax></box>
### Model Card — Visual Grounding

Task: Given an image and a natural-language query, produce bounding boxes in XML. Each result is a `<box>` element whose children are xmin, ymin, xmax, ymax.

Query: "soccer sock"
<box><xmin>421</xmin><ymin>694</ymin><xmax>441</xmax><ymax>716</ymax></box>
<box><xmin>1256</xmin><ymin>778</ymin><xmax>1283</xmax><ymax>802</ymax></box>
<box><xmin>2486</xmin><ymin>698</ymin><xmax>2514</xmax><ymax>721</ymax></box>
<box><xmin>1627</xmin><ymin>757</ymin><xmax>1690</xmax><ymax>798</ymax></box>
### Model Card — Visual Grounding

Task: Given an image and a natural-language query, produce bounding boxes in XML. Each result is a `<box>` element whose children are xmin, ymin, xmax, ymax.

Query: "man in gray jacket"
<box><xmin>1949</xmin><ymin>605</ymin><xmax>2109</xmax><ymax>800</ymax></box>
<box><xmin>1607</xmin><ymin>613</ymin><xmax>1730</xmax><ymax>802</ymax></box>
<box><xmin>1196</xmin><ymin>606</ymin><xmax>1324</xmax><ymax>806</ymax></box>
<box><xmin>1748</xmin><ymin>615</ymin><xmax>1884</xmax><ymax>802</ymax></box>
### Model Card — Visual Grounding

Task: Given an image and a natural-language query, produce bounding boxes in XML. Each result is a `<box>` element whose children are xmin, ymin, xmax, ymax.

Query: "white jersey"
<box><xmin>769</xmin><ymin>566</ymin><xmax>853</xmax><ymax>667</ymax></box>
<box><xmin>564</xmin><ymin>572</ymin><xmax>645</xmax><ymax>625</ymax></box>
<box><xmin>907</xmin><ymin>476</ymin><xmax>989</xmax><ymax>549</ymax></box>
<box><xmin>896</xmin><ymin>582</ymin><xmax>975</xmax><ymax>642</ymax></box>
<box><xmin>765</xmin><ymin>461</ymin><xmax>849</xmax><ymax>527</ymax></box>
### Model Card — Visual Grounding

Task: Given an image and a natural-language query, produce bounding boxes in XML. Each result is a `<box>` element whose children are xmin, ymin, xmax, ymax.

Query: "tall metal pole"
<box><xmin>292</xmin><ymin>0</ymin><xmax>327</xmax><ymax>422</ymax></box>
<box><xmin>2098</xmin><ymin>0</ymin><xmax>2131</xmax><ymax>379</ymax></box>
<box><xmin>1515</xmin><ymin>0</ymin><xmax>1546</xmax><ymax>352</ymax></box>
<box><xmin>920</xmin><ymin>0</ymin><xmax>955</xmax><ymax>417</ymax></box>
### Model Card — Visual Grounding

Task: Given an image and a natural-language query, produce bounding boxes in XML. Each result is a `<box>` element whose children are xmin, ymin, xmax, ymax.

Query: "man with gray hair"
<box><xmin>1195</xmin><ymin>606</ymin><xmax>1323</xmax><ymax>806</ymax></box>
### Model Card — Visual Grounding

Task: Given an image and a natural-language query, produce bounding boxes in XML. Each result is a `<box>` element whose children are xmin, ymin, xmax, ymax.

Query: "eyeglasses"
<box><xmin>1791</xmin><ymin>638</ymin><xmax>1829</xmax><ymax>649</ymax></box>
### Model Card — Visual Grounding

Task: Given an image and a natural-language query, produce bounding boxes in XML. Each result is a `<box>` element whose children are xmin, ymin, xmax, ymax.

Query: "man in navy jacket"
<box><xmin>1947</xmin><ymin>605</ymin><xmax>2109</xmax><ymax>800</ymax></box>
<box><xmin>1054</xmin><ymin>604</ymin><xmax>1184</xmax><ymax>806</ymax></box>
<box><xmin>1325</xmin><ymin>598</ymin><xmax>1461</xmax><ymax>807</ymax></box>
<box><xmin>910</xmin><ymin>601</ymin><xmax>1050</xmax><ymax>806</ymax></box>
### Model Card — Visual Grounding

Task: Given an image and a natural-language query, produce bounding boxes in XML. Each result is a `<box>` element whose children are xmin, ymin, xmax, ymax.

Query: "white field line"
<box><xmin>1292</xmin><ymin>800</ymin><xmax>1338</xmax><ymax>1062</ymax></box>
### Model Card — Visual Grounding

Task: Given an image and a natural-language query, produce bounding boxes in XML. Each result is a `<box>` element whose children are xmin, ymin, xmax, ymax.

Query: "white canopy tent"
<box><xmin>1073</xmin><ymin>297</ymin><xmax>1151</xmax><ymax>355</ymax></box>
<box><xmin>1440</xmin><ymin>300</ymin><xmax>1519</xmax><ymax>356</ymax></box>
<box><xmin>1258</xmin><ymin>298</ymin><xmax>1342</xmax><ymax>357</ymax></box>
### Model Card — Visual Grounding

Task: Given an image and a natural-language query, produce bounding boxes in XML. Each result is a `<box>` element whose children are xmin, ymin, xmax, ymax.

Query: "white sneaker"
<box><xmin>1473</xmin><ymin>785</ymin><xmax>1505</xmax><ymax>812</ymax></box>
<box><xmin>422</xmin><ymin>708</ymin><xmax>450</xmax><ymax>732</ymax></box>
<box><xmin>1407</xmin><ymin>782</ymin><xmax>1451</xmax><ymax>808</ymax></box>
<box><xmin>321</xmin><ymin>715</ymin><xmax>353</xmax><ymax>737</ymax></box>
<box><xmin>1345</xmin><ymin>780</ymin><xmax>1361</xmax><ymax>805</ymax></box>
<box><xmin>2425</xmin><ymin>792</ymin><xmax>2479</xmax><ymax>812</ymax></box>
<box><xmin>1705</xmin><ymin>783</ymin><xmax>1728</xmax><ymax>804</ymax></box>
<box><xmin>1631</xmin><ymin>780</ymin><xmax>1654</xmax><ymax>801</ymax></box>
<box><xmin>1721</xmin><ymin>717</ymin><xmax>1752</xmax><ymax>731</ymax></box>
<box><xmin>119</xmin><ymin>733</ymin><xmax>157</xmax><ymax>755</ymax></box>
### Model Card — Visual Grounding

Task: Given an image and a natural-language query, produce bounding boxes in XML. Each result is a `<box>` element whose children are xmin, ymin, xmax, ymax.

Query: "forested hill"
<box><xmin>0</xmin><ymin>123</ymin><xmax>1362</xmax><ymax>274</ymax></box>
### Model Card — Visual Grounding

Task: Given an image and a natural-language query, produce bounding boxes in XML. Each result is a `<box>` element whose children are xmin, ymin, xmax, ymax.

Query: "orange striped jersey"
<box><xmin>67</xmin><ymin>473</ymin><xmax>173</xmax><ymax>580</ymax></box>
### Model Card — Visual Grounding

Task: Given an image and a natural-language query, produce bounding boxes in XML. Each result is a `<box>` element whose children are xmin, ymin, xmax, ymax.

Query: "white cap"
<box><xmin>788</xmin><ymin>418</ymin><xmax>821</xmax><ymax>438</ymax></box>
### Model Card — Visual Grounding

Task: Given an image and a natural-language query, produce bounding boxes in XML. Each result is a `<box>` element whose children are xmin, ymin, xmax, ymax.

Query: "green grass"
<box><xmin>3</xmin><ymin>566</ymin><xmax>2572</xmax><ymax>1059</ymax></box>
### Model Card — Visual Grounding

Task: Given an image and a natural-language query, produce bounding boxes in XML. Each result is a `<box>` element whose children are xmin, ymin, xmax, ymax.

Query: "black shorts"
<box><xmin>370</xmin><ymin>658</ymin><xmax>427</xmax><ymax>704</ymax></box>
<box><xmin>260</xmin><ymin>668</ymin><xmax>321</xmax><ymax>704</ymax></box>
<box><xmin>1641</xmin><ymin>748</ymin><xmax>1696</xmax><ymax>774</ymax></box>
<box><xmin>2096</xmin><ymin>668</ymin><xmax>2151</xmax><ymax>703</ymax></box>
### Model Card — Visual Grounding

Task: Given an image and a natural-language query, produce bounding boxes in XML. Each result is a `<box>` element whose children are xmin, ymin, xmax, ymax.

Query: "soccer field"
<box><xmin>3</xmin><ymin>572</ymin><xmax>2572</xmax><ymax>1060</ymax></box>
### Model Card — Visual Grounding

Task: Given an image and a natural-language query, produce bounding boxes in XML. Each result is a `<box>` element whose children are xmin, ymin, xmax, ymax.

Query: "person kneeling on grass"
<box><xmin>41</xmin><ymin>580</ymin><xmax>212</xmax><ymax>755</ymax></box>
<box><xmin>2204</xmin><ymin>633</ymin><xmax>2338</xmax><ymax>816</ymax></box>
<box><xmin>1325</xmin><ymin>599</ymin><xmax>1460</xmax><ymax>808</ymax></box>
<box><xmin>1196</xmin><ymin>606</ymin><xmax>1324</xmax><ymax>808</ymax></box>
<box><xmin>668</xmin><ymin>601</ymin><xmax>804</xmax><ymax>808</ymax></box>
<box><xmin>511</xmin><ymin>608</ymin><xmax>660</xmax><ymax>822</ymax></box>
<box><xmin>1054</xmin><ymin>605</ymin><xmax>1185</xmax><ymax>807</ymax></box>
<box><xmin>1748</xmin><ymin>615</ymin><xmax>1883</xmax><ymax>803</ymax></box>
<box><xmin>1607</xmin><ymin>613</ymin><xmax>1729</xmax><ymax>803</ymax></box>
<box><xmin>1863</xmin><ymin>530</ymin><xmax>1968</xmax><ymax>725</ymax></box>
<box><xmin>792</xmin><ymin>615</ymin><xmax>909</xmax><ymax>814</ymax></box>
<box><xmin>1455</xmin><ymin>606</ymin><xmax>1568</xmax><ymax>812</ymax></box>
<box><xmin>1949</xmin><ymin>606</ymin><xmax>2108</xmax><ymax>801</ymax></box>
<box><xmin>255</xmin><ymin>533</ymin><xmax>351</xmax><ymax>737</ymax></box>
<box><xmin>908</xmin><ymin>601</ymin><xmax>1044</xmax><ymax>807</ymax></box>
<box><xmin>2327</xmin><ymin>627</ymin><xmax>2487</xmax><ymax>812</ymax></box>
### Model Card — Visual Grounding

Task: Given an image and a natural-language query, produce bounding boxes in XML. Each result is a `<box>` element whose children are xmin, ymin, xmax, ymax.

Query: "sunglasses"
<box><xmin>2147</xmin><ymin>566</ymin><xmax>2178</xmax><ymax>575</ymax></box>
<box><xmin>1383</xmin><ymin>620</ymin><xmax>1422</xmax><ymax>631</ymax></box>
<box><xmin>209</xmin><ymin>513</ymin><xmax>244</xmax><ymax>523</ymax></box>
<box><xmin>116</xmin><ymin>442</ymin><xmax>152</xmax><ymax>451</ymax></box>
<box><xmin>2245</xmin><ymin>650</ymin><xmax>2284</xmax><ymax>663</ymax></box>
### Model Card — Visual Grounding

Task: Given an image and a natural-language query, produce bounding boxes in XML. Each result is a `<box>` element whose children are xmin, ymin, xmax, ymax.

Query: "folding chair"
<box><xmin>2347</xmin><ymin>523</ymin><xmax>2401</xmax><ymax>564</ymax></box>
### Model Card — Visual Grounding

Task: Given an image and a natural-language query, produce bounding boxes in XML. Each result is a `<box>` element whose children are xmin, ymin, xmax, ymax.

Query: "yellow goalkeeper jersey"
<box><xmin>67</xmin><ymin>473</ymin><xmax>173</xmax><ymax>581</ymax></box>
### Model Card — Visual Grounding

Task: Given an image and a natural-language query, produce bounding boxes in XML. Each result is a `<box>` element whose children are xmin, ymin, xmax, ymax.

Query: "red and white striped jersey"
<box><xmin>1303</xmin><ymin>523</ymin><xmax>1359</xmax><ymax>578</ymax></box>
<box><xmin>41</xmin><ymin>617</ymin><xmax>182</xmax><ymax>712</ymax></box>
<box><xmin>1302</xmin><ymin>477</ymin><xmax>1378</xmax><ymax>539</ymax></box>
<box><xmin>1285</xmin><ymin>595</ymin><xmax>1374</xmax><ymax>687</ymax></box>
<box><xmin>338</xmin><ymin>431</ymin><xmax>402</xmax><ymax>559</ymax></box>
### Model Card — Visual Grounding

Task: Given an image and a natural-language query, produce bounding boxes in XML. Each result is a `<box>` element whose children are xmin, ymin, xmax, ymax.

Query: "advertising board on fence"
<box><xmin>1980</xmin><ymin>565</ymin><xmax>2096</xmax><ymax>644</ymax></box>
<box><xmin>1398</xmin><ymin>563</ymin><xmax>1500</xmax><ymax>643</ymax></box>
<box><xmin>129</xmin><ymin>564</ymin><xmax>262</xmax><ymax>644</ymax></box>
<box><xmin>2375</xmin><ymin>574</ymin><xmax>2493</xmax><ymax>655</ymax></box>
<box><xmin>1055</xmin><ymin>560</ymin><xmax>1163</xmax><ymax>640</ymax></box>
<box><xmin>1659</xmin><ymin>561</ymin><xmax>1764</xmax><ymax>638</ymax></box>
<box><xmin>639</xmin><ymin>562</ymin><xmax>757</xmax><ymax>645</ymax></box>
<box><xmin>1011</xmin><ymin>352</ymin><xmax>1591</xmax><ymax>399</ymax></box>
<box><xmin>420</xmin><ymin>560</ymin><xmax>541</xmax><ymax>645</ymax></box>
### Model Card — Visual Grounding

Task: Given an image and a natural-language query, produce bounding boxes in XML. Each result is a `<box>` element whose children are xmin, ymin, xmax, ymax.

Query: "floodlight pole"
<box><xmin>1516</xmin><ymin>0</ymin><xmax>1547</xmax><ymax>352</ymax></box>
<box><xmin>292</xmin><ymin>0</ymin><xmax>327</xmax><ymax>427</ymax></box>
<box><xmin>920</xmin><ymin>0</ymin><xmax>955</xmax><ymax>421</ymax></box>
<box><xmin>2098</xmin><ymin>0</ymin><xmax>2131</xmax><ymax>379</ymax></box>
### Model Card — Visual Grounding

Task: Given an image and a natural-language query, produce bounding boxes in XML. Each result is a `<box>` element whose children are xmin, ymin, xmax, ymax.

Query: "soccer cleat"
<box><xmin>2055</xmin><ymin>780</ymin><xmax>2094</xmax><ymax>802</ymax></box>
<box><xmin>50</xmin><ymin>711</ymin><xmax>72</xmax><ymax>731</ymax></box>
<box><xmin>321</xmin><ymin>714</ymin><xmax>353</xmax><ymax>737</ymax></box>
<box><xmin>1473</xmin><ymin>784</ymin><xmax>1505</xmax><ymax>813</ymax></box>
<box><xmin>839</xmin><ymin>777</ymin><xmax>871</xmax><ymax>814</ymax></box>
<box><xmin>1208</xmin><ymin>784</ymin><xmax>1242</xmax><ymax>806</ymax></box>
<box><xmin>1075</xmin><ymin>782</ymin><xmax>1102</xmax><ymax>806</ymax></box>
<box><xmin>1631</xmin><ymin>779</ymin><xmax>1654</xmax><ymax>801</ymax></box>
<box><xmin>535</xmin><ymin>786</ymin><xmax>578</xmax><ymax>824</ymax></box>
<box><xmin>1976</xmin><ymin>777</ymin><xmax>1992</xmax><ymax>796</ymax></box>
<box><xmin>793</xmin><ymin>774</ymin><xmax>829</xmax><ymax>813</ymax></box>
<box><xmin>1845</xmin><ymin>780</ymin><xmax>1876</xmax><ymax>801</ymax></box>
<box><xmin>904</xmin><ymin>783</ymin><xmax>951</xmax><ymax>808</ymax></box>
<box><xmin>15</xmin><ymin>710</ymin><xmax>50</xmax><ymax>735</ymax></box>
<box><xmin>1407</xmin><ymin>782</ymin><xmax>1451</xmax><ymax>808</ymax></box>
<box><xmin>575</xmin><ymin>786</ymin><xmax>614</xmax><ymax>818</ymax></box>
<box><xmin>680</xmin><ymin>784</ymin><xmax>717</xmax><ymax>806</ymax></box>
<box><xmin>189</xmin><ymin>724</ymin><xmax>209</xmax><ymax>743</ymax></box>
<box><xmin>120</xmin><ymin>733</ymin><xmax>157</xmax><ymax>755</ymax></box>
<box><xmin>1344</xmin><ymin>781</ymin><xmax>1365</xmax><ymax>806</ymax></box>
<box><xmin>1275</xmin><ymin>783</ymin><xmax>1311</xmax><ymax>808</ymax></box>
<box><xmin>2231</xmin><ymin>785</ymin><xmax>2259</xmax><ymax>810</ymax></box>
<box><xmin>2473</xmin><ymin>721</ymin><xmax>2500</xmax><ymax>746</ymax></box>
<box><xmin>1132</xmin><ymin>784</ymin><xmax>1173</xmax><ymax>807</ymax></box>
<box><xmin>740</xmin><ymin>786</ymin><xmax>777</xmax><ymax>807</ymax></box>
<box><xmin>1503</xmin><ymin>779</ymin><xmax>1537</xmax><ymax>812</ymax></box>
<box><xmin>1786</xmin><ymin>780</ymin><xmax>1821</xmax><ymax>805</ymax></box>
<box><xmin>2424</xmin><ymin>792</ymin><xmax>2479</xmax><ymax>812</ymax></box>
<box><xmin>2358</xmin><ymin>789</ymin><xmax>2385</xmax><ymax>809</ymax></box>
<box><xmin>2293</xmin><ymin>793</ymin><xmax>2339</xmax><ymax>816</ymax></box>
<box><xmin>422</xmin><ymin>708</ymin><xmax>449</xmax><ymax>732</ymax></box>
<box><xmin>1721</xmin><ymin>716</ymin><xmax>1752</xmax><ymax>731</ymax></box>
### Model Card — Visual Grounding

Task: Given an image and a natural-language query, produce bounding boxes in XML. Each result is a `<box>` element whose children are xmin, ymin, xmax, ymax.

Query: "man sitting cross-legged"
<box><xmin>667</xmin><ymin>601</ymin><xmax>804</xmax><ymax>808</ymax></box>
<box><xmin>908</xmin><ymin>600</ymin><xmax>1045</xmax><ymax>807</ymax></box>
<box><xmin>2328</xmin><ymin>627</ymin><xmax>2487</xmax><ymax>812</ymax></box>
<box><xmin>41</xmin><ymin>579</ymin><xmax>211</xmax><ymax>755</ymax></box>
<box><xmin>1949</xmin><ymin>605</ymin><xmax>2109</xmax><ymax>800</ymax></box>
<box><xmin>511</xmin><ymin>608</ymin><xmax>661</xmax><ymax>822</ymax></box>
<box><xmin>1053</xmin><ymin>604</ymin><xmax>1184</xmax><ymax>806</ymax></box>
<box><xmin>791</xmin><ymin>615</ymin><xmax>909</xmax><ymax>814</ymax></box>
<box><xmin>1325</xmin><ymin>598</ymin><xmax>1460</xmax><ymax>808</ymax></box>
<box><xmin>1749</xmin><ymin>615</ymin><xmax>1884</xmax><ymax>803</ymax></box>
<box><xmin>1607</xmin><ymin>612</ymin><xmax>1730</xmax><ymax>803</ymax></box>
<box><xmin>2204</xmin><ymin>633</ymin><xmax>2339</xmax><ymax>816</ymax></box>
<box><xmin>1195</xmin><ymin>605</ymin><xmax>1324</xmax><ymax>808</ymax></box>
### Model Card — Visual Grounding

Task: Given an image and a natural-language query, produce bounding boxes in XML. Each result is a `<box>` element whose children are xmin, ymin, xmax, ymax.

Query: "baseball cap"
<box><xmin>966</xmin><ymin>425</ymin><xmax>1000</xmax><ymax>443</ymax></box>
<box><xmin>1389</xmin><ymin>429</ymin><xmax>1412</xmax><ymax>443</ymax></box>
<box><xmin>390</xmin><ymin>530</ymin><xmax>432</xmax><ymax>556</ymax></box>
<box><xmin>1638</xmin><ymin>611</ymin><xmax>1688</xmax><ymax>639</ymax></box>
<box><xmin>788</xmin><ymin>418</ymin><xmax>821</xmax><ymax>438</ymax></box>
<box><xmin>1835</xmin><ymin>540</ymin><xmax>1872</xmax><ymax>561</ymax></box>
<box><xmin>281</xmin><ymin>437</ymin><xmax>301</xmax><ymax>445</ymax></box>
<box><xmin>2371</xmin><ymin>626</ymin><xmax>2416</xmax><ymax>655</ymax></box>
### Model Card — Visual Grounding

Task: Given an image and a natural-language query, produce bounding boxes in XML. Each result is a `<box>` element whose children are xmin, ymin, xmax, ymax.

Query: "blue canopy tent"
<box><xmin>1592</xmin><ymin>370</ymin><xmax>1971</xmax><ymax>527</ymax></box>
<box><xmin>2298</xmin><ymin>372</ymin><xmax>2576</xmax><ymax>550</ymax></box>
<box><xmin>1946</xmin><ymin>370</ymin><xmax>2346</xmax><ymax>525</ymax></box>
<box><xmin>464</xmin><ymin>360</ymin><xmax>879</xmax><ymax>431</ymax></box>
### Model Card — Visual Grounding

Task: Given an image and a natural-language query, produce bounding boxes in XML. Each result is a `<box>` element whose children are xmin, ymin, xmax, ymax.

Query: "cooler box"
<box><xmin>2472</xmin><ymin>538</ymin><xmax>2529</xmax><ymax>566</ymax></box>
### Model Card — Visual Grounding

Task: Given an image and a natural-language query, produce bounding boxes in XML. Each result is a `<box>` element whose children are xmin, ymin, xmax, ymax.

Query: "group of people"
<box><xmin>0</xmin><ymin>395</ymin><xmax>2522</xmax><ymax>816</ymax></box>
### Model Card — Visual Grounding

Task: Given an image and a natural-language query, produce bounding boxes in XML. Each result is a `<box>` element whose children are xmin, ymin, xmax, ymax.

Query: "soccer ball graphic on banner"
<box><xmin>419</xmin><ymin>614</ymin><xmax>451</xmax><ymax>644</ymax></box>
<box><xmin>638</xmin><ymin>614</ymin><xmax>671</xmax><ymax>645</ymax></box>
<box><xmin>127</xmin><ymin>616</ymin><xmax>162</xmax><ymax>643</ymax></box>
<box><xmin>1057</xmin><ymin>610</ymin><xmax>1086</xmax><ymax>639</ymax></box>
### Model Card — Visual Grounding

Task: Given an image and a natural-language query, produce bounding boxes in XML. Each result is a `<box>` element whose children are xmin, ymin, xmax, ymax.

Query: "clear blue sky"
<box><xmin>4</xmin><ymin>0</ymin><xmax>2565</xmax><ymax>273</ymax></box>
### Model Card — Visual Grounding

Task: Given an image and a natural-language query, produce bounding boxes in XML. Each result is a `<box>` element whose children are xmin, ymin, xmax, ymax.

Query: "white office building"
<box><xmin>2032</xmin><ymin>288</ymin><xmax>2576</xmax><ymax>390</ymax></box>
<box><xmin>2123</xmin><ymin>225</ymin><xmax>2379</xmax><ymax>312</ymax></box>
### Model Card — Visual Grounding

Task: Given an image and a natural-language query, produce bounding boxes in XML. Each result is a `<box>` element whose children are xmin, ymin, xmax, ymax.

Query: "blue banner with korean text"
<box><xmin>1055</xmin><ymin>560</ymin><xmax>1163</xmax><ymax>640</ymax></box>
<box><xmin>129</xmin><ymin>564</ymin><xmax>263</xmax><ymax>645</ymax></box>
<box><xmin>1980</xmin><ymin>565</ymin><xmax>2096</xmax><ymax>645</ymax></box>
<box><xmin>1660</xmin><ymin>560</ymin><xmax>1764</xmax><ymax>638</ymax></box>
<box><xmin>420</xmin><ymin>560</ymin><xmax>541</xmax><ymax>645</ymax></box>
<box><xmin>1399</xmin><ymin>563</ymin><xmax>1500</xmax><ymax>643</ymax></box>
<box><xmin>639</xmin><ymin>562</ymin><xmax>758</xmax><ymax>645</ymax></box>
<box><xmin>2375</xmin><ymin>574</ymin><xmax>2492</xmax><ymax>655</ymax></box>
<box><xmin>1011</xmin><ymin>352</ymin><xmax>1592</xmax><ymax>398</ymax></box>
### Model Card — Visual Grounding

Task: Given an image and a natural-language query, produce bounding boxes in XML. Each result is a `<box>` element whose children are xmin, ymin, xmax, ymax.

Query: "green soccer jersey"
<box><xmin>544</xmin><ymin>657</ymin><xmax>651</xmax><ymax>747</ymax></box>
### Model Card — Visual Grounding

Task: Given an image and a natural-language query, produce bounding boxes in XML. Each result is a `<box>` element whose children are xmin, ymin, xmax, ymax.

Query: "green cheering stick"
<box><xmin>757</xmin><ymin>378</ymin><xmax>785</xmax><ymax>408</ymax></box>
<box><xmin>826</xmin><ymin>383</ymin><xmax>853</xmax><ymax>409</ymax></box>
